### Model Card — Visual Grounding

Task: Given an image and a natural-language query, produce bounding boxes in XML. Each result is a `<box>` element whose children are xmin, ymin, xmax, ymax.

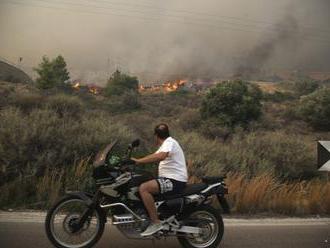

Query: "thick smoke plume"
<box><xmin>0</xmin><ymin>0</ymin><xmax>329</xmax><ymax>84</ymax></box>
<box><xmin>235</xmin><ymin>14</ymin><xmax>300</xmax><ymax>78</ymax></box>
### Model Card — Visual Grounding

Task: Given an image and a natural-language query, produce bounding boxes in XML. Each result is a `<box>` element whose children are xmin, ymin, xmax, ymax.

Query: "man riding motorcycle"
<box><xmin>45</xmin><ymin>123</ymin><xmax>229</xmax><ymax>248</ymax></box>
<box><xmin>132</xmin><ymin>123</ymin><xmax>188</xmax><ymax>236</ymax></box>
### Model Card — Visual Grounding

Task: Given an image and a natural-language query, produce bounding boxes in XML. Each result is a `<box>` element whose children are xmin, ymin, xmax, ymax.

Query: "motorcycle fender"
<box><xmin>66</xmin><ymin>191</ymin><xmax>94</xmax><ymax>207</ymax></box>
<box><xmin>217</xmin><ymin>195</ymin><xmax>230</xmax><ymax>214</ymax></box>
<box><xmin>65</xmin><ymin>191</ymin><xmax>108</xmax><ymax>223</ymax></box>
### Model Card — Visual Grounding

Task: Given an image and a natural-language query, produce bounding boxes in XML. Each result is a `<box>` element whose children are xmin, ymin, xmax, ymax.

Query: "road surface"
<box><xmin>0</xmin><ymin>212</ymin><xmax>329</xmax><ymax>248</ymax></box>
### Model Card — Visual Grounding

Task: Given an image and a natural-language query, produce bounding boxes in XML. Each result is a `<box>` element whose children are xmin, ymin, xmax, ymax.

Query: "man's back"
<box><xmin>156</xmin><ymin>137</ymin><xmax>188</xmax><ymax>182</ymax></box>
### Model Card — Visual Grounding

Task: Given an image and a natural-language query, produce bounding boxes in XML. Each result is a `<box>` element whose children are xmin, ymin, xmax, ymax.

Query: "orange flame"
<box><xmin>73</xmin><ymin>82</ymin><xmax>80</xmax><ymax>89</ymax></box>
<box><xmin>88</xmin><ymin>85</ymin><xmax>101</xmax><ymax>95</ymax></box>
<box><xmin>139</xmin><ymin>79</ymin><xmax>187</xmax><ymax>93</ymax></box>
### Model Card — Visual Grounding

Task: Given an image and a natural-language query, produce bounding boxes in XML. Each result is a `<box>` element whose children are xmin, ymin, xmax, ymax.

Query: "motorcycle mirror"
<box><xmin>131</xmin><ymin>139</ymin><xmax>140</xmax><ymax>148</ymax></box>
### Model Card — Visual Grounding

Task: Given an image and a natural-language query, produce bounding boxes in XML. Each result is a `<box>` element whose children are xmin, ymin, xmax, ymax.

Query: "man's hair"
<box><xmin>154</xmin><ymin>123</ymin><xmax>170</xmax><ymax>139</ymax></box>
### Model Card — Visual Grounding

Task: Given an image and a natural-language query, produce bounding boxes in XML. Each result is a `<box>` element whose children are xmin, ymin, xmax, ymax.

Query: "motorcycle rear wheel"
<box><xmin>45</xmin><ymin>195</ymin><xmax>105</xmax><ymax>248</ymax></box>
<box><xmin>177</xmin><ymin>205</ymin><xmax>224</xmax><ymax>248</ymax></box>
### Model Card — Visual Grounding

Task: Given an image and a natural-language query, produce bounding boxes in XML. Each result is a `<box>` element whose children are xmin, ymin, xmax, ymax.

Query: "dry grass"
<box><xmin>36</xmin><ymin>170</ymin><xmax>64</xmax><ymax>206</ymax></box>
<box><xmin>1</xmin><ymin>162</ymin><xmax>329</xmax><ymax>215</ymax></box>
<box><xmin>0</xmin><ymin>158</ymin><xmax>93</xmax><ymax>209</ymax></box>
<box><xmin>187</xmin><ymin>161</ymin><xmax>329</xmax><ymax>215</ymax></box>
<box><xmin>226</xmin><ymin>173</ymin><xmax>330</xmax><ymax>215</ymax></box>
<box><xmin>254</xmin><ymin>81</ymin><xmax>281</xmax><ymax>93</ymax></box>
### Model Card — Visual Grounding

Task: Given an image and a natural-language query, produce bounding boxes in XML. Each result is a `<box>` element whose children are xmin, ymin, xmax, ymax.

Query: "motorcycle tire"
<box><xmin>177</xmin><ymin>205</ymin><xmax>224</xmax><ymax>248</ymax></box>
<box><xmin>45</xmin><ymin>195</ymin><xmax>105</xmax><ymax>248</ymax></box>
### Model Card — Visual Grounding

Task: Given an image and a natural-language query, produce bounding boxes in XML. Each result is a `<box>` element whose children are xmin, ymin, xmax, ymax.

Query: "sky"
<box><xmin>1</xmin><ymin>0</ymin><xmax>330</xmax><ymax>84</ymax></box>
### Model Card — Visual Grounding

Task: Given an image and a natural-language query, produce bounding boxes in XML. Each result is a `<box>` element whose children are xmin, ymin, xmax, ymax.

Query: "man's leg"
<box><xmin>139</xmin><ymin>180</ymin><xmax>160</xmax><ymax>223</ymax></box>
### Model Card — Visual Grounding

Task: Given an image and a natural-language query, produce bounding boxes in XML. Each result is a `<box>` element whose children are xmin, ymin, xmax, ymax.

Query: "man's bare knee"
<box><xmin>139</xmin><ymin>180</ymin><xmax>159</xmax><ymax>196</ymax></box>
<box><xmin>139</xmin><ymin>183</ymin><xmax>148</xmax><ymax>195</ymax></box>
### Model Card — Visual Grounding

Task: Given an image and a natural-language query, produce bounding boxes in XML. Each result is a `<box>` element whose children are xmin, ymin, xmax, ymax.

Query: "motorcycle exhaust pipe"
<box><xmin>100</xmin><ymin>202</ymin><xmax>145</xmax><ymax>221</ymax></box>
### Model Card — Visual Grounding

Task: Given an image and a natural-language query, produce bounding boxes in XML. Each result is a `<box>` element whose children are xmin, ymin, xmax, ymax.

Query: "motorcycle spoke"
<box><xmin>49</xmin><ymin>199</ymin><xmax>100</xmax><ymax>248</ymax></box>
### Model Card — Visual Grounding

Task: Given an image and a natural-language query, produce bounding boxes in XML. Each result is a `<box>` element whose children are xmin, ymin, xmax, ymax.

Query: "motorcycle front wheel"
<box><xmin>177</xmin><ymin>205</ymin><xmax>224</xmax><ymax>248</ymax></box>
<box><xmin>45</xmin><ymin>195</ymin><xmax>105</xmax><ymax>248</ymax></box>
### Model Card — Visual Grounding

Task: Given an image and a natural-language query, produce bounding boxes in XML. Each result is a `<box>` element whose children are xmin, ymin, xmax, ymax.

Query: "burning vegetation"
<box><xmin>139</xmin><ymin>79</ymin><xmax>187</xmax><ymax>93</ymax></box>
<box><xmin>71</xmin><ymin>81</ymin><xmax>102</xmax><ymax>95</ymax></box>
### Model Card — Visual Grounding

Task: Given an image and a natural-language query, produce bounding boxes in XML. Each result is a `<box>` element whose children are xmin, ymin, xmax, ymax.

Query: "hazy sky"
<box><xmin>1</xmin><ymin>0</ymin><xmax>330</xmax><ymax>83</ymax></box>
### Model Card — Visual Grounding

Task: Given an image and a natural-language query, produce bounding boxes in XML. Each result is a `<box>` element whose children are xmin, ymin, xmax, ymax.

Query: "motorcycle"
<box><xmin>45</xmin><ymin>139</ymin><xmax>230</xmax><ymax>248</ymax></box>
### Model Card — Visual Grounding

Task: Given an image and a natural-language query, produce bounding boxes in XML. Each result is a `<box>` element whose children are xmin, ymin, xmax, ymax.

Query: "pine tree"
<box><xmin>34</xmin><ymin>55</ymin><xmax>70</xmax><ymax>89</ymax></box>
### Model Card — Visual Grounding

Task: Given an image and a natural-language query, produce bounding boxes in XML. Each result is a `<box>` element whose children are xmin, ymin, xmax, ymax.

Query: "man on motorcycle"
<box><xmin>132</xmin><ymin>123</ymin><xmax>188</xmax><ymax>236</ymax></box>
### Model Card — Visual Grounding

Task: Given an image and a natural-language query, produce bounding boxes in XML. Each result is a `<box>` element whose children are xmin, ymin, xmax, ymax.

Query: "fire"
<box><xmin>71</xmin><ymin>81</ymin><xmax>102</xmax><ymax>95</ymax></box>
<box><xmin>73</xmin><ymin>82</ymin><xmax>80</xmax><ymax>89</ymax></box>
<box><xmin>88</xmin><ymin>85</ymin><xmax>101</xmax><ymax>95</ymax></box>
<box><xmin>139</xmin><ymin>79</ymin><xmax>187</xmax><ymax>93</ymax></box>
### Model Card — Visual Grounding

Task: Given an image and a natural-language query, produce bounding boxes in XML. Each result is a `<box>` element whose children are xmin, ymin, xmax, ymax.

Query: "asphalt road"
<box><xmin>0</xmin><ymin>212</ymin><xmax>329</xmax><ymax>248</ymax></box>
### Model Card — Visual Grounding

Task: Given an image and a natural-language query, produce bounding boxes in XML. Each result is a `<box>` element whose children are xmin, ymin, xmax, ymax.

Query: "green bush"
<box><xmin>293</xmin><ymin>79</ymin><xmax>319</xmax><ymax>96</ymax></box>
<box><xmin>0</xmin><ymin>107</ymin><xmax>136</xmax><ymax>184</ymax></box>
<box><xmin>263</xmin><ymin>91</ymin><xmax>295</xmax><ymax>102</ymax></box>
<box><xmin>201</xmin><ymin>80</ymin><xmax>262</xmax><ymax>127</ymax></box>
<box><xmin>177</xmin><ymin>130</ymin><xmax>316</xmax><ymax>180</ymax></box>
<box><xmin>295</xmin><ymin>88</ymin><xmax>330</xmax><ymax>131</ymax></box>
<box><xmin>34</xmin><ymin>55</ymin><xmax>70</xmax><ymax>89</ymax></box>
<box><xmin>105</xmin><ymin>70</ymin><xmax>138</xmax><ymax>96</ymax></box>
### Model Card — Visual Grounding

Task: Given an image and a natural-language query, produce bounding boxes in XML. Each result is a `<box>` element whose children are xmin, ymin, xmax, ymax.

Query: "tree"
<box><xmin>295</xmin><ymin>87</ymin><xmax>330</xmax><ymax>130</ymax></box>
<box><xmin>201</xmin><ymin>80</ymin><xmax>262</xmax><ymax>127</ymax></box>
<box><xmin>105</xmin><ymin>70</ymin><xmax>138</xmax><ymax>96</ymax></box>
<box><xmin>52</xmin><ymin>55</ymin><xmax>70</xmax><ymax>84</ymax></box>
<box><xmin>34</xmin><ymin>55</ymin><xmax>70</xmax><ymax>89</ymax></box>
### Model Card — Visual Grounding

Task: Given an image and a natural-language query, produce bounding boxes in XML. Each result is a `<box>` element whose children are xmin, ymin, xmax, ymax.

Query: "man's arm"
<box><xmin>132</xmin><ymin>152</ymin><xmax>168</xmax><ymax>165</ymax></box>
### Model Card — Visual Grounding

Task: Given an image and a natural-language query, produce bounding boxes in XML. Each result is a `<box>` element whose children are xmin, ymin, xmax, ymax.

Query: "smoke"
<box><xmin>234</xmin><ymin>14</ymin><xmax>301</xmax><ymax>78</ymax></box>
<box><xmin>0</xmin><ymin>0</ymin><xmax>329</xmax><ymax>84</ymax></box>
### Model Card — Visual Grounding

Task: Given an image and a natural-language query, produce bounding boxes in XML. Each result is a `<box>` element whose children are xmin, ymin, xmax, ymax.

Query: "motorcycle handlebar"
<box><xmin>120</xmin><ymin>158</ymin><xmax>136</xmax><ymax>166</ymax></box>
<box><xmin>118</xmin><ymin>158</ymin><xmax>136</xmax><ymax>172</ymax></box>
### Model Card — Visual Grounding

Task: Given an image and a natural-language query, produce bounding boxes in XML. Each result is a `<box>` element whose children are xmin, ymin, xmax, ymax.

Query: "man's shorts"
<box><xmin>156</xmin><ymin>177</ymin><xmax>186</xmax><ymax>196</ymax></box>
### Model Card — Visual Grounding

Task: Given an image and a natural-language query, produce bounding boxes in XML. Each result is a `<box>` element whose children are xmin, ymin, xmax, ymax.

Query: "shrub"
<box><xmin>177</xmin><ymin>130</ymin><xmax>316</xmax><ymax>180</ymax></box>
<box><xmin>34</xmin><ymin>55</ymin><xmax>70</xmax><ymax>89</ymax></box>
<box><xmin>293</xmin><ymin>78</ymin><xmax>319</xmax><ymax>96</ymax></box>
<box><xmin>8</xmin><ymin>92</ymin><xmax>44</xmax><ymax>113</ymax></box>
<box><xmin>105</xmin><ymin>70</ymin><xmax>138</xmax><ymax>96</ymax></box>
<box><xmin>178</xmin><ymin>108</ymin><xmax>201</xmax><ymax>131</ymax></box>
<box><xmin>0</xmin><ymin>158</ymin><xmax>94</xmax><ymax>208</ymax></box>
<box><xmin>120</xmin><ymin>90</ymin><xmax>141</xmax><ymax>111</ymax></box>
<box><xmin>201</xmin><ymin>80</ymin><xmax>262</xmax><ymax>127</ymax></box>
<box><xmin>262</xmin><ymin>91</ymin><xmax>295</xmax><ymax>102</ymax></box>
<box><xmin>198</xmin><ymin>118</ymin><xmax>231</xmax><ymax>141</ymax></box>
<box><xmin>0</xmin><ymin>107</ymin><xmax>136</xmax><ymax>184</ymax></box>
<box><xmin>45</xmin><ymin>94</ymin><xmax>84</xmax><ymax>118</ymax></box>
<box><xmin>0</xmin><ymin>82</ymin><xmax>15</xmax><ymax>107</ymax></box>
<box><xmin>295</xmin><ymin>87</ymin><xmax>330</xmax><ymax>131</ymax></box>
<box><xmin>105</xmin><ymin>90</ymin><xmax>141</xmax><ymax>113</ymax></box>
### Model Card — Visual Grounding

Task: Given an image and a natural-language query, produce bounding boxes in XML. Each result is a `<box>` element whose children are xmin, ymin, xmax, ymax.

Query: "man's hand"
<box><xmin>131</xmin><ymin>152</ymin><xmax>168</xmax><ymax>165</ymax></box>
<box><xmin>131</xmin><ymin>157</ymin><xmax>141</xmax><ymax>164</ymax></box>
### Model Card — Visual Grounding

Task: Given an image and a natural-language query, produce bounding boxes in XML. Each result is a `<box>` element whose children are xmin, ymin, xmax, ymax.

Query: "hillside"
<box><xmin>0</xmin><ymin>79</ymin><xmax>329</xmax><ymax>215</ymax></box>
<box><xmin>0</xmin><ymin>60</ymin><xmax>33</xmax><ymax>84</ymax></box>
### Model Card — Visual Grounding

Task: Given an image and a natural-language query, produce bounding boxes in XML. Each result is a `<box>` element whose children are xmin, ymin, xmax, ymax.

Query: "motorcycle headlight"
<box><xmin>108</xmin><ymin>155</ymin><xmax>121</xmax><ymax>167</ymax></box>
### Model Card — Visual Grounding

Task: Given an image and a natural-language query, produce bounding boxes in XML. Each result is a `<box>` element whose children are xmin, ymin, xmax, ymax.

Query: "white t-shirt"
<box><xmin>155</xmin><ymin>137</ymin><xmax>188</xmax><ymax>182</ymax></box>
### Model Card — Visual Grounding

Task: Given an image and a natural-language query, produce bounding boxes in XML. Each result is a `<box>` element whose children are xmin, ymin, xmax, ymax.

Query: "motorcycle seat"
<box><xmin>155</xmin><ymin>183</ymin><xmax>208</xmax><ymax>201</ymax></box>
<box><xmin>202</xmin><ymin>176</ymin><xmax>225</xmax><ymax>184</ymax></box>
<box><xmin>182</xmin><ymin>183</ymin><xmax>208</xmax><ymax>195</ymax></box>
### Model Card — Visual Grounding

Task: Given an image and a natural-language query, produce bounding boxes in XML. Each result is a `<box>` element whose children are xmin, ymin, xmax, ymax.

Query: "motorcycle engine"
<box><xmin>113</xmin><ymin>209</ymin><xmax>150</xmax><ymax>238</ymax></box>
